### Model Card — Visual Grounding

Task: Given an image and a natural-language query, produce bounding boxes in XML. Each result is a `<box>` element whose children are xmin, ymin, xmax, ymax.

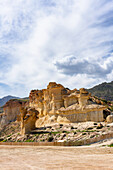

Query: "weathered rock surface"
<box><xmin>21</xmin><ymin>108</ymin><xmax>39</xmax><ymax>135</ymax></box>
<box><xmin>0</xmin><ymin>82</ymin><xmax>106</xmax><ymax>135</ymax></box>
<box><xmin>106</xmin><ymin>115</ymin><xmax>113</xmax><ymax>123</ymax></box>
<box><xmin>1</xmin><ymin>121</ymin><xmax>113</xmax><ymax>145</ymax></box>
<box><xmin>29</xmin><ymin>82</ymin><xmax>105</xmax><ymax>119</ymax></box>
<box><xmin>20</xmin><ymin>82</ymin><xmax>106</xmax><ymax>134</ymax></box>
<box><xmin>0</xmin><ymin>99</ymin><xmax>27</xmax><ymax>128</ymax></box>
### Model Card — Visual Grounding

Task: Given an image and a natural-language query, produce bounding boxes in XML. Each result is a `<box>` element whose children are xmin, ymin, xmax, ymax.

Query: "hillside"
<box><xmin>0</xmin><ymin>95</ymin><xmax>20</xmax><ymax>107</ymax></box>
<box><xmin>0</xmin><ymin>97</ymin><xmax>29</xmax><ymax>114</ymax></box>
<box><xmin>0</xmin><ymin>107</ymin><xmax>3</xmax><ymax>113</ymax></box>
<box><xmin>88</xmin><ymin>81</ymin><xmax>113</xmax><ymax>101</ymax></box>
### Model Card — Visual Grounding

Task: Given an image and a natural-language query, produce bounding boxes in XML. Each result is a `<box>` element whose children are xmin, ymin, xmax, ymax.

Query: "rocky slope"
<box><xmin>88</xmin><ymin>81</ymin><xmax>113</xmax><ymax>101</ymax></box>
<box><xmin>0</xmin><ymin>97</ymin><xmax>112</xmax><ymax>145</ymax></box>
<box><xmin>0</xmin><ymin>107</ymin><xmax>3</xmax><ymax>113</ymax></box>
<box><xmin>0</xmin><ymin>121</ymin><xmax>21</xmax><ymax>141</ymax></box>
<box><xmin>89</xmin><ymin>96</ymin><xmax>113</xmax><ymax>113</ymax></box>
<box><xmin>0</xmin><ymin>95</ymin><xmax>20</xmax><ymax>107</ymax></box>
<box><xmin>0</xmin><ymin>82</ymin><xmax>113</xmax><ymax>145</ymax></box>
<box><xmin>0</xmin><ymin>121</ymin><xmax>113</xmax><ymax>145</ymax></box>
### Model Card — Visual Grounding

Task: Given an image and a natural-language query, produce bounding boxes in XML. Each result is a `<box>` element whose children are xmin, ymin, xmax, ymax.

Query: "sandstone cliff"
<box><xmin>19</xmin><ymin>82</ymin><xmax>106</xmax><ymax>134</ymax></box>
<box><xmin>0</xmin><ymin>99</ymin><xmax>28</xmax><ymax>128</ymax></box>
<box><xmin>0</xmin><ymin>82</ymin><xmax>107</xmax><ymax>135</ymax></box>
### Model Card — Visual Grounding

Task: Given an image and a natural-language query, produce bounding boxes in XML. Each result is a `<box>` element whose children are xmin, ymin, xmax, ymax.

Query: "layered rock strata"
<box><xmin>0</xmin><ymin>99</ymin><xmax>27</xmax><ymax>128</ymax></box>
<box><xmin>20</xmin><ymin>108</ymin><xmax>39</xmax><ymax>135</ymax></box>
<box><xmin>26</xmin><ymin>82</ymin><xmax>106</xmax><ymax>131</ymax></box>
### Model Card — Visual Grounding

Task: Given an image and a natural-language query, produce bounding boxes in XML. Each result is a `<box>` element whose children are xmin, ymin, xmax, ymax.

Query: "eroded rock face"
<box><xmin>0</xmin><ymin>99</ymin><xmax>28</xmax><ymax>128</ymax></box>
<box><xmin>0</xmin><ymin>113</ymin><xmax>8</xmax><ymax>129</ymax></box>
<box><xmin>106</xmin><ymin>115</ymin><xmax>113</xmax><ymax>123</ymax></box>
<box><xmin>28</xmin><ymin>82</ymin><xmax>106</xmax><ymax>126</ymax></box>
<box><xmin>20</xmin><ymin>108</ymin><xmax>39</xmax><ymax>135</ymax></box>
<box><xmin>15</xmin><ymin>82</ymin><xmax>106</xmax><ymax>135</ymax></box>
<box><xmin>29</xmin><ymin>83</ymin><xmax>93</xmax><ymax>116</ymax></box>
<box><xmin>29</xmin><ymin>82</ymin><xmax>71</xmax><ymax>116</ymax></box>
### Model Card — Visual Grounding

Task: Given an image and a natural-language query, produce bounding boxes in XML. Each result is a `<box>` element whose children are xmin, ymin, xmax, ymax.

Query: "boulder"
<box><xmin>106</xmin><ymin>115</ymin><xmax>113</xmax><ymax>123</ymax></box>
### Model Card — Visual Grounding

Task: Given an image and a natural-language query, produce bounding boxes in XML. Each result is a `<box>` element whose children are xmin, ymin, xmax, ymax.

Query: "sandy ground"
<box><xmin>0</xmin><ymin>145</ymin><xmax>113</xmax><ymax>170</ymax></box>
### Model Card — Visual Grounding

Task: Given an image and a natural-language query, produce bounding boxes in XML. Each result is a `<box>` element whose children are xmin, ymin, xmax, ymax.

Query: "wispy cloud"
<box><xmin>0</xmin><ymin>0</ymin><xmax>113</xmax><ymax>97</ymax></box>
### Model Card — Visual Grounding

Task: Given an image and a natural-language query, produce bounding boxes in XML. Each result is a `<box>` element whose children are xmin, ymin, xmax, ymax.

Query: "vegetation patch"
<box><xmin>90</xmin><ymin>135</ymin><xmax>95</xmax><ymax>138</ymax></box>
<box><xmin>25</xmin><ymin>139</ymin><xmax>34</xmax><ymax>142</ymax></box>
<box><xmin>50</xmin><ymin>131</ymin><xmax>60</xmax><ymax>135</ymax></box>
<box><xmin>108</xmin><ymin>144</ymin><xmax>113</xmax><ymax>147</ymax></box>
<box><xmin>82</xmin><ymin>132</ymin><xmax>87</xmax><ymax>135</ymax></box>
<box><xmin>87</xmin><ymin>127</ymin><xmax>93</xmax><ymax>130</ymax></box>
<box><xmin>47</xmin><ymin>136</ymin><xmax>54</xmax><ymax>142</ymax></box>
<box><xmin>0</xmin><ymin>107</ymin><xmax>3</xmax><ymax>113</ymax></box>
<box><xmin>2</xmin><ymin>139</ymin><xmax>7</xmax><ymax>142</ymax></box>
<box><xmin>7</xmin><ymin>134</ymin><xmax>12</xmax><ymax>137</ymax></box>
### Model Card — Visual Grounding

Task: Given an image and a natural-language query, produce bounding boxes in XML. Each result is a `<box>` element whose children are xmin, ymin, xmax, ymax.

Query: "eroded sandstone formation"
<box><xmin>29</xmin><ymin>82</ymin><xmax>71</xmax><ymax>116</ymax></box>
<box><xmin>0</xmin><ymin>82</ymin><xmax>107</xmax><ymax>135</ymax></box>
<box><xmin>0</xmin><ymin>99</ymin><xmax>28</xmax><ymax>128</ymax></box>
<box><xmin>29</xmin><ymin>83</ymin><xmax>95</xmax><ymax>116</ymax></box>
<box><xmin>20</xmin><ymin>108</ymin><xmax>39</xmax><ymax>135</ymax></box>
<box><xmin>20</xmin><ymin>82</ymin><xmax>106</xmax><ymax>134</ymax></box>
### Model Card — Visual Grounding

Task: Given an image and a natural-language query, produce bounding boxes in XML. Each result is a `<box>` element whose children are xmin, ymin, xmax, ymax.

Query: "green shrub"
<box><xmin>7</xmin><ymin>134</ymin><xmax>12</xmax><ymax>137</ymax></box>
<box><xmin>47</xmin><ymin>136</ymin><xmax>54</xmax><ymax>142</ymax></box>
<box><xmin>108</xmin><ymin>144</ymin><xmax>113</xmax><ymax>147</ymax></box>
<box><xmin>2</xmin><ymin>139</ymin><xmax>7</xmax><ymax>142</ymax></box>
<box><xmin>25</xmin><ymin>139</ymin><xmax>34</xmax><ymax>142</ymax></box>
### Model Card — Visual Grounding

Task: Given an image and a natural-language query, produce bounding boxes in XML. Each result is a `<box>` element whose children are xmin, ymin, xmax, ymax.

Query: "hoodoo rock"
<box><xmin>20</xmin><ymin>82</ymin><xmax>106</xmax><ymax>134</ymax></box>
<box><xmin>20</xmin><ymin>108</ymin><xmax>39</xmax><ymax>135</ymax></box>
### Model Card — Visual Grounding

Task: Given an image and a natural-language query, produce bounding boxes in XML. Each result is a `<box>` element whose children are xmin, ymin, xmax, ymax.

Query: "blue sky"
<box><xmin>0</xmin><ymin>0</ymin><xmax>113</xmax><ymax>97</ymax></box>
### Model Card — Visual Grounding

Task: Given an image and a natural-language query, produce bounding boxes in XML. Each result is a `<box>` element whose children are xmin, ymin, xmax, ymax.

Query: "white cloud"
<box><xmin>0</xmin><ymin>0</ymin><xmax>113</xmax><ymax>97</ymax></box>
